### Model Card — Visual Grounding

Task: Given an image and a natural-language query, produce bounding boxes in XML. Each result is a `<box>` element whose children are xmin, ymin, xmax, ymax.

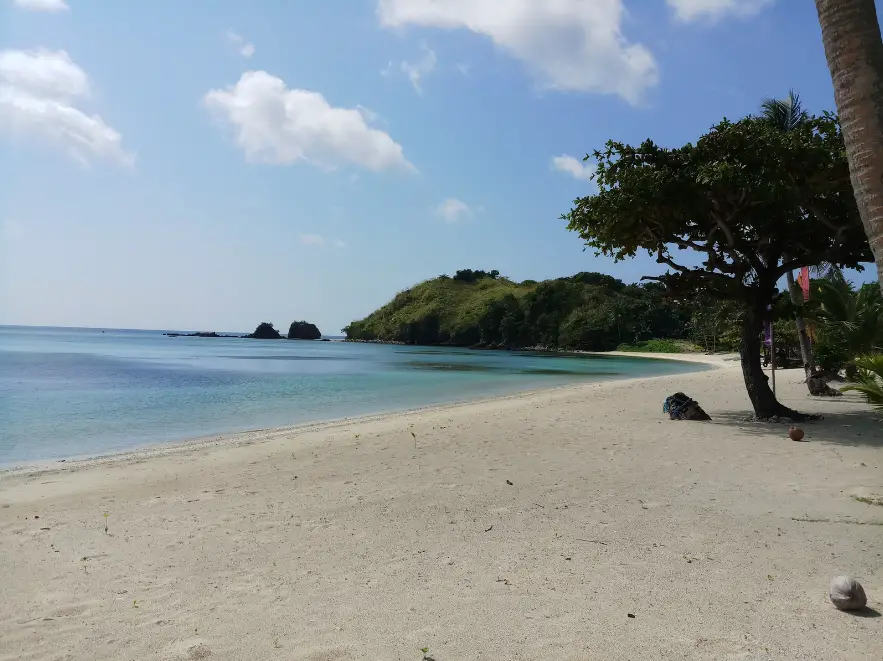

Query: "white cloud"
<box><xmin>0</xmin><ymin>49</ymin><xmax>133</xmax><ymax>166</ymax></box>
<box><xmin>14</xmin><ymin>0</ymin><xmax>68</xmax><ymax>12</ymax></box>
<box><xmin>377</xmin><ymin>0</ymin><xmax>658</xmax><ymax>103</ymax></box>
<box><xmin>435</xmin><ymin>198</ymin><xmax>472</xmax><ymax>223</ymax></box>
<box><xmin>227</xmin><ymin>30</ymin><xmax>256</xmax><ymax>58</ymax></box>
<box><xmin>456</xmin><ymin>63</ymin><xmax>470</xmax><ymax>76</ymax></box>
<box><xmin>204</xmin><ymin>70</ymin><xmax>415</xmax><ymax>172</ymax></box>
<box><xmin>401</xmin><ymin>45</ymin><xmax>437</xmax><ymax>93</ymax></box>
<box><xmin>0</xmin><ymin>48</ymin><xmax>88</xmax><ymax>97</ymax></box>
<box><xmin>299</xmin><ymin>233</ymin><xmax>347</xmax><ymax>248</ymax></box>
<box><xmin>667</xmin><ymin>0</ymin><xmax>773</xmax><ymax>22</ymax></box>
<box><xmin>551</xmin><ymin>154</ymin><xmax>596</xmax><ymax>183</ymax></box>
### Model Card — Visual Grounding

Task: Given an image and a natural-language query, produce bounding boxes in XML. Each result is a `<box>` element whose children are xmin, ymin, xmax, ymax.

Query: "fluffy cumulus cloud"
<box><xmin>435</xmin><ymin>198</ymin><xmax>472</xmax><ymax>222</ymax></box>
<box><xmin>667</xmin><ymin>0</ymin><xmax>774</xmax><ymax>22</ymax></box>
<box><xmin>551</xmin><ymin>154</ymin><xmax>596</xmax><ymax>183</ymax></box>
<box><xmin>227</xmin><ymin>30</ymin><xmax>256</xmax><ymax>58</ymax></box>
<box><xmin>0</xmin><ymin>49</ymin><xmax>133</xmax><ymax>166</ymax></box>
<box><xmin>204</xmin><ymin>70</ymin><xmax>414</xmax><ymax>172</ymax></box>
<box><xmin>377</xmin><ymin>0</ymin><xmax>658</xmax><ymax>103</ymax></box>
<box><xmin>14</xmin><ymin>0</ymin><xmax>69</xmax><ymax>12</ymax></box>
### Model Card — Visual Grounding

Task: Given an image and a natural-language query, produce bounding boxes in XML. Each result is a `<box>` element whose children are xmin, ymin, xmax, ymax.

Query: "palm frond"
<box><xmin>841</xmin><ymin>354</ymin><xmax>883</xmax><ymax>410</ymax></box>
<box><xmin>810</xmin><ymin>263</ymin><xmax>845</xmax><ymax>283</ymax></box>
<box><xmin>841</xmin><ymin>383</ymin><xmax>883</xmax><ymax>410</ymax></box>
<box><xmin>855</xmin><ymin>353</ymin><xmax>883</xmax><ymax>377</ymax></box>
<box><xmin>760</xmin><ymin>90</ymin><xmax>809</xmax><ymax>132</ymax></box>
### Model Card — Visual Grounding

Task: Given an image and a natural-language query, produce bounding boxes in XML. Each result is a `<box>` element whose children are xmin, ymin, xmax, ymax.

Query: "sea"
<box><xmin>0</xmin><ymin>326</ymin><xmax>704</xmax><ymax>466</ymax></box>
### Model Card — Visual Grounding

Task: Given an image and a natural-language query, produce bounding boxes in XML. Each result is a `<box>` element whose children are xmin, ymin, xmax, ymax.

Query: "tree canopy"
<box><xmin>451</xmin><ymin>269</ymin><xmax>500</xmax><ymax>283</ymax></box>
<box><xmin>566</xmin><ymin>115</ymin><xmax>869</xmax><ymax>299</ymax></box>
<box><xmin>565</xmin><ymin>114</ymin><xmax>872</xmax><ymax>419</ymax></box>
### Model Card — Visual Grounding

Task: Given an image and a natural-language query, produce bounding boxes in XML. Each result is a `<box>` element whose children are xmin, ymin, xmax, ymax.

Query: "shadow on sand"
<box><xmin>848</xmin><ymin>607</ymin><xmax>882</xmax><ymax>618</ymax></box>
<box><xmin>709</xmin><ymin>392</ymin><xmax>881</xmax><ymax>450</ymax></box>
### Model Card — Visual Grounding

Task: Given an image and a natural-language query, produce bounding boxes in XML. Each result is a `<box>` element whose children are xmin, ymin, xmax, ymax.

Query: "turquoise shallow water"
<box><xmin>0</xmin><ymin>326</ymin><xmax>704</xmax><ymax>465</ymax></box>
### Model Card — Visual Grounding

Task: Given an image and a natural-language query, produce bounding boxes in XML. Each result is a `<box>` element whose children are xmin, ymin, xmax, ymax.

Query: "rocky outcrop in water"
<box><xmin>288</xmin><ymin>321</ymin><xmax>322</xmax><ymax>340</ymax></box>
<box><xmin>246</xmin><ymin>323</ymin><xmax>283</xmax><ymax>340</ymax></box>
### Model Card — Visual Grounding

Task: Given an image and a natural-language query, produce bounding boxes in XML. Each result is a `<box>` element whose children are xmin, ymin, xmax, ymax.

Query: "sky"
<box><xmin>0</xmin><ymin>0</ymin><xmax>876</xmax><ymax>334</ymax></box>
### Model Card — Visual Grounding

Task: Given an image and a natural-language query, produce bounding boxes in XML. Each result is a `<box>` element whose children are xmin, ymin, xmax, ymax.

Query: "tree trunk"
<box><xmin>739</xmin><ymin>301</ymin><xmax>815</xmax><ymax>420</ymax></box>
<box><xmin>786</xmin><ymin>270</ymin><xmax>816</xmax><ymax>389</ymax></box>
<box><xmin>815</xmin><ymin>0</ymin><xmax>883</xmax><ymax>294</ymax></box>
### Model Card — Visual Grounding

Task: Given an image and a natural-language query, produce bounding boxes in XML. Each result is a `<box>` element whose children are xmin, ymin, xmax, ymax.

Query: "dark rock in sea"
<box><xmin>288</xmin><ymin>321</ymin><xmax>322</xmax><ymax>340</ymax></box>
<box><xmin>246</xmin><ymin>322</ymin><xmax>283</xmax><ymax>340</ymax></box>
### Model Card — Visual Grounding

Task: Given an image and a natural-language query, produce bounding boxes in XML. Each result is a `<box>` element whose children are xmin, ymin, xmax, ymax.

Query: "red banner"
<box><xmin>798</xmin><ymin>267</ymin><xmax>810</xmax><ymax>301</ymax></box>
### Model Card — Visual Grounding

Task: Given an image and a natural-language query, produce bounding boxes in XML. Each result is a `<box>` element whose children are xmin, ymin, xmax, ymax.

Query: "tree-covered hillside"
<box><xmin>342</xmin><ymin>269</ymin><xmax>698</xmax><ymax>351</ymax></box>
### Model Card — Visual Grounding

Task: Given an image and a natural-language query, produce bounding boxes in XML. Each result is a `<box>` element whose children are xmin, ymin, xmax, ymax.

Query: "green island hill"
<box><xmin>342</xmin><ymin>269</ymin><xmax>705</xmax><ymax>352</ymax></box>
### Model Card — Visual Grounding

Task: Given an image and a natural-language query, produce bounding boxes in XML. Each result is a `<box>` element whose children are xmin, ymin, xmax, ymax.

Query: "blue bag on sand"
<box><xmin>663</xmin><ymin>392</ymin><xmax>711</xmax><ymax>421</ymax></box>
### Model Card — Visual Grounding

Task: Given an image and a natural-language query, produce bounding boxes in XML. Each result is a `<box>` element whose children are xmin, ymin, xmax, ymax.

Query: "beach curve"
<box><xmin>0</xmin><ymin>353</ymin><xmax>880</xmax><ymax>660</ymax></box>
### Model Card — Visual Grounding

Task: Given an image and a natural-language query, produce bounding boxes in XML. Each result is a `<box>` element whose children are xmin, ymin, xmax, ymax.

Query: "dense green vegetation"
<box><xmin>807</xmin><ymin>279</ymin><xmax>883</xmax><ymax>376</ymax></box>
<box><xmin>616</xmin><ymin>339</ymin><xmax>699</xmax><ymax>353</ymax></box>
<box><xmin>343</xmin><ymin>270</ymin><xmax>699</xmax><ymax>351</ymax></box>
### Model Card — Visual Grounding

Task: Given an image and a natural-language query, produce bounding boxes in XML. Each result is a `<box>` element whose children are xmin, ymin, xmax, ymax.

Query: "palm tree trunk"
<box><xmin>786</xmin><ymin>270</ymin><xmax>816</xmax><ymax>390</ymax></box>
<box><xmin>815</xmin><ymin>0</ymin><xmax>883</xmax><ymax>295</ymax></box>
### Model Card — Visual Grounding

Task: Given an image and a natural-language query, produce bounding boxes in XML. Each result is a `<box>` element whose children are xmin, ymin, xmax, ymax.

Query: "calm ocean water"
<box><xmin>0</xmin><ymin>326</ymin><xmax>704</xmax><ymax>465</ymax></box>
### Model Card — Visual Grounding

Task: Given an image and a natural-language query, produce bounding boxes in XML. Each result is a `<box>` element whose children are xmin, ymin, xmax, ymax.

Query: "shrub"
<box><xmin>616</xmin><ymin>339</ymin><xmax>697</xmax><ymax>353</ymax></box>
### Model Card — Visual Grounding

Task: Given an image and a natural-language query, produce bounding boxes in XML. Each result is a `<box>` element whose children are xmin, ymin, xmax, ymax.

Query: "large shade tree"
<box><xmin>815</xmin><ymin>0</ymin><xmax>883</xmax><ymax>293</ymax></box>
<box><xmin>565</xmin><ymin>115</ymin><xmax>872</xmax><ymax>420</ymax></box>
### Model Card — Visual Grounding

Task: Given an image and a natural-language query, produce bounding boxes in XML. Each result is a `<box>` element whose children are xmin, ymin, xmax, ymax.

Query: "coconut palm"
<box><xmin>814</xmin><ymin>0</ymin><xmax>883</xmax><ymax>295</ymax></box>
<box><xmin>760</xmin><ymin>90</ymin><xmax>808</xmax><ymax>131</ymax></box>
<box><xmin>759</xmin><ymin>91</ymin><xmax>819</xmax><ymax>392</ymax></box>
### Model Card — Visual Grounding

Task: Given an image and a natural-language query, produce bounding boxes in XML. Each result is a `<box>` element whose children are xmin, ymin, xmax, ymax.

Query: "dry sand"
<box><xmin>1</xmin><ymin>354</ymin><xmax>881</xmax><ymax>660</ymax></box>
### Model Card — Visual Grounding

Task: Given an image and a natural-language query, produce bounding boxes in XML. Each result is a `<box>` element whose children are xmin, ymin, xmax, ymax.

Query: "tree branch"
<box><xmin>776</xmin><ymin>257</ymin><xmax>809</xmax><ymax>278</ymax></box>
<box><xmin>710</xmin><ymin>200</ymin><xmax>737</xmax><ymax>247</ymax></box>
<box><xmin>655</xmin><ymin>248</ymin><xmax>690</xmax><ymax>273</ymax></box>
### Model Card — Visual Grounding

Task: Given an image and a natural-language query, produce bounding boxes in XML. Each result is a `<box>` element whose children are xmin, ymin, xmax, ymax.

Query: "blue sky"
<box><xmin>0</xmin><ymin>0</ymin><xmax>874</xmax><ymax>334</ymax></box>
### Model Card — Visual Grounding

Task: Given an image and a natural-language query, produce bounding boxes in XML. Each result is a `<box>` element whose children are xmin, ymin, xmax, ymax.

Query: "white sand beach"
<box><xmin>1</xmin><ymin>355</ymin><xmax>880</xmax><ymax>660</ymax></box>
